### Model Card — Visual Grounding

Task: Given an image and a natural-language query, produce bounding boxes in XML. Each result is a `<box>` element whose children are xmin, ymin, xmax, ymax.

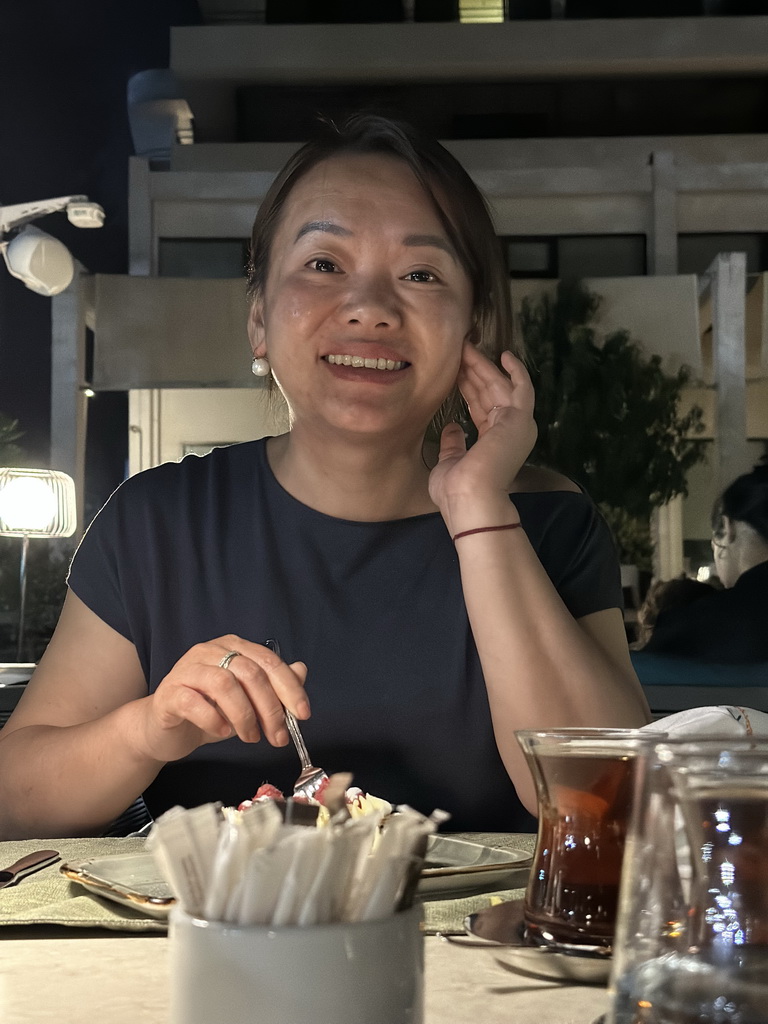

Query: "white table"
<box><xmin>0</xmin><ymin>928</ymin><xmax>607</xmax><ymax>1024</ymax></box>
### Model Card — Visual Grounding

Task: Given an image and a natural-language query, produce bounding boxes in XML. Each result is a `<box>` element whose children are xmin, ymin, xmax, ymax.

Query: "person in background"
<box><xmin>643</xmin><ymin>462</ymin><xmax>768</xmax><ymax>664</ymax></box>
<box><xmin>0</xmin><ymin>113</ymin><xmax>648</xmax><ymax>840</ymax></box>
<box><xmin>631</xmin><ymin>574</ymin><xmax>719</xmax><ymax>651</ymax></box>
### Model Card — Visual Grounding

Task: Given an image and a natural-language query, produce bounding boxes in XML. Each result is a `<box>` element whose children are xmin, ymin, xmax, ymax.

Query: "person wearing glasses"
<box><xmin>643</xmin><ymin>462</ymin><xmax>768</xmax><ymax>664</ymax></box>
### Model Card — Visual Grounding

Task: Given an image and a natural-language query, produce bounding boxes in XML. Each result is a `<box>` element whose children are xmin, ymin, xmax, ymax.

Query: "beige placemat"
<box><xmin>0</xmin><ymin>837</ymin><xmax>166</xmax><ymax>932</ymax></box>
<box><xmin>0</xmin><ymin>832</ymin><xmax>535</xmax><ymax>935</ymax></box>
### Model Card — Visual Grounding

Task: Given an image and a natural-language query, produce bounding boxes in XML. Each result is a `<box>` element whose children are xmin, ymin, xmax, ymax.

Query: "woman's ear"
<box><xmin>247</xmin><ymin>300</ymin><xmax>266</xmax><ymax>358</ymax></box>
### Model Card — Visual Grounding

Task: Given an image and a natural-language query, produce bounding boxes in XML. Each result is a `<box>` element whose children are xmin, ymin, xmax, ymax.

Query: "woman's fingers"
<box><xmin>458</xmin><ymin>345</ymin><xmax>533</xmax><ymax>428</ymax></box>
<box><xmin>153</xmin><ymin>637</ymin><xmax>312</xmax><ymax>753</ymax></box>
<box><xmin>436</xmin><ymin>421</ymin><xmax>467</xmax><ymax>463</ymax></box>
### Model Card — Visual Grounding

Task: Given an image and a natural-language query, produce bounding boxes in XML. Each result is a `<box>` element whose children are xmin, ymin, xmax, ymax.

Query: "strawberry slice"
<box><xmin>253</xmin><ymin>783</ymin><xmax>285</xmax><ymax>801</ymax></box>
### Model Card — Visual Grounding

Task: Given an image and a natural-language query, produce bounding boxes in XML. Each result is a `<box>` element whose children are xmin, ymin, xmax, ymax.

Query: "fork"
<box><xmin>265</xmin><ymin>639</ymin><xmax>329</xmax><ymax>800</ymax></box>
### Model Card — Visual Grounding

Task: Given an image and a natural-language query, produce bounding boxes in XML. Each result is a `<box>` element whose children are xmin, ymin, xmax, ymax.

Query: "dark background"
<box><xmin>0</xmin><ymin>0</ymin><xmax>202</xmax><ymax>514</ymax></box>
<box><xmin>3</xmin><ymin>1</ymin><xmax>768</xmax><ymax>519</ymax></box>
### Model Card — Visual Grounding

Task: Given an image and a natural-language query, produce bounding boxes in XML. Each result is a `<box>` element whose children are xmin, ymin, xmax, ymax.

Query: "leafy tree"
<box><xmin>519</xmin><ymin>279</ymin><xmax>707</xmax><ymax>568</ymax></box>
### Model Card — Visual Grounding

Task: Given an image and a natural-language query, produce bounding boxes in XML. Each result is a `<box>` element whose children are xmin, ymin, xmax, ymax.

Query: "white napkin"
<box><xmin>643</xmin><ymin>705</ymin><xmax>768</xmax><ymax>738</ymax></box>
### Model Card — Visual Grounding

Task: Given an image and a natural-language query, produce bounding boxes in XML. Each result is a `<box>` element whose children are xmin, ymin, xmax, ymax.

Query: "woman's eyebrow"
<box><xmin>403</xmin><ymin>234</ymin><xmax>457</xmax><ymax>261</ymax></box>
<box><xmin>294</xmin><ymin>220</ymin><xmax>351</xmax><ymax>242</ymax></box>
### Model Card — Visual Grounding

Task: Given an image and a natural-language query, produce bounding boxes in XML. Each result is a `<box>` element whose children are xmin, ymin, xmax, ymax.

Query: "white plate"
<box><xmin>419</xmin><ymin>835</ymin><xmax>531</xmax><ymax>898</ymax></box>
<box><xmin>61</xmin><ymin>836</ymin><xmax>531</xmax><ymax>918</ymax></box>
<box><xmin>60</xmin><ymin>852</ymin><xmax>176</xmax><ymax>919</ymax></box>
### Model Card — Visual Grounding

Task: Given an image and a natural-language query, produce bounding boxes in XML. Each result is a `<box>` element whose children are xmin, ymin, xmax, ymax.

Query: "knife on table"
<box><xmin>0</xmin><ymin>849</ymin><xmax>60</xmax><ymax>888</ymax></box>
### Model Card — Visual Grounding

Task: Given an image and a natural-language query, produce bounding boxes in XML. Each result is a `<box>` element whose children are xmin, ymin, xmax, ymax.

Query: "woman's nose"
<box><xmin>341</xmin><ymin>277</ymin><xmax>401</xmax><ymax>330</ymax></box>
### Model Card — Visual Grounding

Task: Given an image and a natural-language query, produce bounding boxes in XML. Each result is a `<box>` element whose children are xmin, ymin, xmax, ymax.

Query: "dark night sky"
<box><xmin>0</xmin><ymin>0</ymin><xmax>202</xmax><ymax>513</ymax></box>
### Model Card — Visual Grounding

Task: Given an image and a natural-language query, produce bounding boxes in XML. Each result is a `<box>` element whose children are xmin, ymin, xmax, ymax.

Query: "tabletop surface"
<box><xmin>0</xmin><ymin>832</ymin><xmax>609</xmax><ymax>1024</ymax></box>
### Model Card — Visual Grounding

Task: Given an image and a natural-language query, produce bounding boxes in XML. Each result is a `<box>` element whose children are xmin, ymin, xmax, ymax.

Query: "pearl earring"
<box><xmin>251</xmin><ymin>356</ymin><xmax>270</xmax><ymax>377</ymax></box>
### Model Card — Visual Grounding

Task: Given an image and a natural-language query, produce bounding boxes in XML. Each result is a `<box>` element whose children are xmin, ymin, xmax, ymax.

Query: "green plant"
<box><xmin>519</xmin><ymin>279</ymin><xmax>707</xmax><ymax>568</ymax></box>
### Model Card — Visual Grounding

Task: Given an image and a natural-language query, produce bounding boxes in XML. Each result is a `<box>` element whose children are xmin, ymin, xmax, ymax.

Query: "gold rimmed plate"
<box><xmin>60</xmin><ymin>852</ymin><xmax>175</xmax><ymax>919</ymax></box>
<box><xmin>61</xmin><ymin>835</ymin><xmax>530</xmax><ymax>918</ymax></box>
<box><xmin>419</xmin><ymin>835</ymin><xmax>531</xmax><ymax>898</ymax></box>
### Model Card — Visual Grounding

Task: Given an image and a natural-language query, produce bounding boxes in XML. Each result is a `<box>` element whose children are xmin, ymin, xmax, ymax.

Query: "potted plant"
<box><xmin>518</xmin><ymin>279</ymin><xmax>707</xmax><ymax>574</ymax></box>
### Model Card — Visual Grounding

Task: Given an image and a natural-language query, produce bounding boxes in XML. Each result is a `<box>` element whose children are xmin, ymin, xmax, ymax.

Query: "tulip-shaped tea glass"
<box><xmin>607</xmin><ymin>737</ymin><xmax>768</xmax><ymax>1024</ymax></box>
<box><xmin>516</xmin><ymin>728</ymin><xmax>663</xmax><ymax>951</ymax></box>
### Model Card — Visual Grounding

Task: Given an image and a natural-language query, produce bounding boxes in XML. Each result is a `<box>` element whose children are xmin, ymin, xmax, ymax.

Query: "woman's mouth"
<box><xmin>323</xmin><ymin>354</ymin><xmax>408</xmax><ymax>371</ymax></box>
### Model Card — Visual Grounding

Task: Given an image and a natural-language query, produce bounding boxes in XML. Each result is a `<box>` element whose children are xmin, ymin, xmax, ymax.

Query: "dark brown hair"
<box><xmin>711</xmin><ymin>461</ymin><xmax>768</xmax><ymax>545</ymax></box>
<box><xmin>245</xmin><ymin>112</ymin><xmax>517</xmax><ymax>432</ymax></box>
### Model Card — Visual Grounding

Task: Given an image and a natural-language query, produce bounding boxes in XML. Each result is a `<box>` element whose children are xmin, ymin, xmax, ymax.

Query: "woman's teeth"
<box><xmin>325</xmin><ymin>354</ymin><xmax>405</xmax><ymax>371</ymax></box>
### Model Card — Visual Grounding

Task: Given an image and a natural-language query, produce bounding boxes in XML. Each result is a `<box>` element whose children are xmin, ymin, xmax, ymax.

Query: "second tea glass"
<box><xmin>607</xmin><ymin>737</ymin><xmax>768</xmax><ymax>1024</ymax></box>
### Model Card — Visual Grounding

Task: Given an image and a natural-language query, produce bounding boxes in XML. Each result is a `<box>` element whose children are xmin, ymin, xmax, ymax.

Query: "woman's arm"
<box><xmin>429</xmin><ymin>344</ymin><xmax>650</xmax><ymax>815</ymax></box>
<box><xmin>452</xmin><ymin>523</ymin><xmax>648</xmax><ymax>813</ymax></box>
<box><xmin>0</xmin><ymin>592</ymin><xmax>157</xmax><ymax>838</ymax></box>
<box><xmin>0</xmin><ymin>592</ymin><xmax>310</xmax><ymax>839</ymax></box>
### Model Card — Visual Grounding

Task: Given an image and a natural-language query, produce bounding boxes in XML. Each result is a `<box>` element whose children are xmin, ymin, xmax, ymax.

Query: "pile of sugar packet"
<box><xmin>147</xmin><ymin>775</ymin><xmax>448</xmax><ymax>927</ymax></box>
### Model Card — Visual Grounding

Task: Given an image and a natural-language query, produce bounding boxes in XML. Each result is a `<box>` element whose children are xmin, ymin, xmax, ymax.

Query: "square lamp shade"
<box><xmin>0</xmin><ymin>468</ymin><xmax>76</xmax><ymax>538</ymax></box>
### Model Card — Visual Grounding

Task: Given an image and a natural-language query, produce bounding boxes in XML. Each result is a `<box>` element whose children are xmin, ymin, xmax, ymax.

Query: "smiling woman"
<box><xmin>0</xmin><ymin>114</ymin><xmax>648</xmax><ymax>841</ymax></box>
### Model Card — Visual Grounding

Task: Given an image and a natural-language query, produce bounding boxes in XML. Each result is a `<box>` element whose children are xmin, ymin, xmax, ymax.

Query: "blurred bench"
<box><xmin>631</xmin><ymin>651</ymin><xmax>768</xmax><ymax>716</ymax></box>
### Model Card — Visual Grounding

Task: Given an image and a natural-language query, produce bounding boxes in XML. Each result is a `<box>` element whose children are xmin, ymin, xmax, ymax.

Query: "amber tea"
<box><xmin>516</xmin><ymin>729</ymin><xmax>658</xmax><ymax>950</ymax></box>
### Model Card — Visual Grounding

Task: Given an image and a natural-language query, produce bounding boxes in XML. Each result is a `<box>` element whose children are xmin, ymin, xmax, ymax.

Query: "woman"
<box><xmin>644</xmin><ymin>462</ymin><xmax>768</xmax><ymax>663</ymax></box>
<box><xmin>0</xmin><ymin>114</ymin><xmax>647</xmax><ymax>839</ymax></box>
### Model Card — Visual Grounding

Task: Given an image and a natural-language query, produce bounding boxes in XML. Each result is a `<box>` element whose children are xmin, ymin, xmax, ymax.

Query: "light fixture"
<box><xmin>0</xmin><ymin>468</ymin><xmax>77</xmax><ymax>662</ymax></box>
<box><xmin>0</xmin><ymin>194</ymin><xmax>104</xmax><ymax>296</ymax></box>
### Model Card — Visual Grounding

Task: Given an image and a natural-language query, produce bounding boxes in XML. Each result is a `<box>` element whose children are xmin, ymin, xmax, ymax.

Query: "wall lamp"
<box><xmin>0</xmin><ymin>195</ymin><xmax>104</xmax><ymax>296</ymax></box>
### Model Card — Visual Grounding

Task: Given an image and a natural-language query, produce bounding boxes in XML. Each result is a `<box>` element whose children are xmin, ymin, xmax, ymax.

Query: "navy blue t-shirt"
<box><xmin>68</xmin><ymin>438</ymin><xmax>622</xmax><ymax>830</ymax></box>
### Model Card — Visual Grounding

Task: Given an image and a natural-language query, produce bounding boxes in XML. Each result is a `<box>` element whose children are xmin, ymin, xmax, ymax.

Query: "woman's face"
<box><xmin>248</xmin><ymin>152</ymin><xmax>474</xmax><ymax>442</ymax></box>
<box><xmin>711</xmin><ymin>517</ymin><xmax>739</xmax><ymax>588</ymax></box>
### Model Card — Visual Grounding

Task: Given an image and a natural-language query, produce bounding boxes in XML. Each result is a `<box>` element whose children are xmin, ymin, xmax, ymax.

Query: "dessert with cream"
<box><xmin>237</xmin><ymin>779</ymin><xmax>392</xmax><ymax>825</ymax></box>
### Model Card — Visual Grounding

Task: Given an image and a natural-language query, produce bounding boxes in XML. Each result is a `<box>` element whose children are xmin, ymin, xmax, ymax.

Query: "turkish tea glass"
<box><xmin>516</xmin><ymin>727</ymin><xmax>663</xmax><ymax>951</ymax></box>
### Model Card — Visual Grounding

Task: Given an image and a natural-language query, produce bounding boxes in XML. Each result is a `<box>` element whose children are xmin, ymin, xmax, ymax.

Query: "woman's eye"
<box><xmin>404</xmin><ymin>270</ymin><xmax>436</xmax><ymax>283</ymax></box>
<box><xmin>308</xmin><ymin>258</ymin><xmax>338</xmax><ymax>273</ymax></box>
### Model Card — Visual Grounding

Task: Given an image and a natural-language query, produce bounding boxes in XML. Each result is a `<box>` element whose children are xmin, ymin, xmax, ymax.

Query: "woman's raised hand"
<box><xmin>138</xmin><ymin>637</ymin><xmax>309</xmax><ymax>764</ymax></box>
<box><xmin>428</xmin><ymin>343</ymin><xmax>537</xmax><ymax>529</ymax></box>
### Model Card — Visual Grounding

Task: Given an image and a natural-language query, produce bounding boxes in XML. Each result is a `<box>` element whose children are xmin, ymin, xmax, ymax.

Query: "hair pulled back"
<box><xmin>712</xmin><ymin>461</ymin><xmax>768</xmax><ymax>543</ymax></box>
<box><xmin>245</xmin><ymin>112</ymin><xmax>517</xmax><ymax>433</ymax></box>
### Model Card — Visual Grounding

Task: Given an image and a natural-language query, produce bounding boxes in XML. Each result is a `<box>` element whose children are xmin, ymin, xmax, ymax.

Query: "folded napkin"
<box><xmin>643</xmin><ymin>704</ymin><xmax>768</xmax><ymax>738</ymax></box>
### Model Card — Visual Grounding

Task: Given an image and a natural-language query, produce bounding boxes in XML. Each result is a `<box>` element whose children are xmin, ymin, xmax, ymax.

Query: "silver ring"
<box><xmin>218</xmin><ymin>650</ymin><xmax>240</xmax><ymax>671</ymax></box>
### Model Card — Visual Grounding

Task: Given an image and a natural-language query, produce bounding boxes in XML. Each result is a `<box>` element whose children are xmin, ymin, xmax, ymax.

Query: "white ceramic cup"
<box><xmin>168</xmin><ymin>903</ymin><xmax>424</xmax><ymax>1024</ymax></box>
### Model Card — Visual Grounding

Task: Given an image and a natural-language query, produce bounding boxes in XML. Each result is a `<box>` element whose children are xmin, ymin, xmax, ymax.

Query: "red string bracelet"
<box><xmin>452</xmin><ymin>522</ymin><xmax>523</xmax><ymax>543</ymax></box>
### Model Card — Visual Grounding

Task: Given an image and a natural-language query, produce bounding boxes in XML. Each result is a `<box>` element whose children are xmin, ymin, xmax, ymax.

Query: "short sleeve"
<box><xmin>518</xmin><ymin>492</ymin><xmax>623</xmax><ymax>620</ymax></box>
<box><xmin>67</xmin><ymin>476</ymin><xmax>148</xmax><ymax>643</ymax></box>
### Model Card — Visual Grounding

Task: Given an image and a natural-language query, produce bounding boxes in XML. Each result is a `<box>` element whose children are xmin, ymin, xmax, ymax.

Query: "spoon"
<box><xmin>0</xmin><ymin>849</ymin><xmax>60</xmax><ymax>888</ymax></box>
